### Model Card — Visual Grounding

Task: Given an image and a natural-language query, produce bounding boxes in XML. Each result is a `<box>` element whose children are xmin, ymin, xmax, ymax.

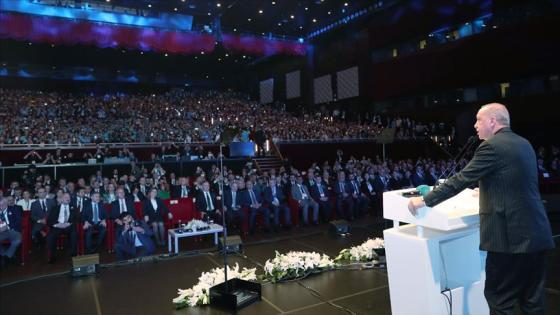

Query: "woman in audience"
<box><xmin>103</xmin><ymin>183</ymin><xmax>117</xmax><ymax>204</ymax></box>
<box><xmin>142</xmin><ymin>188</ymin><xmax>172</xmax><ymax>246</ymax></box>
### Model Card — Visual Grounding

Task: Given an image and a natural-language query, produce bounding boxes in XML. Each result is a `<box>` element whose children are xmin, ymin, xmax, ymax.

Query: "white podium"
<box><xmin>383</xmin><ymin>188</ymin><xmax>489</xmax><ymax>315</ymax></box>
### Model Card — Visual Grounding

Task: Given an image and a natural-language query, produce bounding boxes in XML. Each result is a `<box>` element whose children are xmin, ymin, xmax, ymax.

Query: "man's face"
<box><xmin>117</xmin><ymin>189</ymin><xmax>125</xmax><ymax>199</ymax></box>
<box><xmin>61</xmin><ymin>194</ymin><xmax>71</xmax><ymax>205</ymax></box>
<box><xmin>202</xmin><ymin>182</ymin><xmax>210</xmax><ymax>191</ymax></box>
<box><xmin>38</xmin><ymin>188</ymin><xmax>46</xmax><ymax>199</ymax></box>
<box><xmin>474</xmin><ymin>108</ymin><xmax>494</xmax><ymax>140</ymax></box>
<box><xmin>123</xmin><ymin>215</ymin><xmax>133</xmax><ymax>225</ymax></box>
<box><xmin>92</xmin><ymin>193</ymin><xmax>100</xmax><ymax>203</ymax></box>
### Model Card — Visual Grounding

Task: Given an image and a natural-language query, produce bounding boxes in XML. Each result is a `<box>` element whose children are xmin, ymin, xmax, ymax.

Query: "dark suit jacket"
<box><xmin>171</xmin><ymin>185</ymin><xmax>192</xmax><ymax>199</ymax></box>
<box><xmin>3</xmin><ymin>206</ymin><xmax>23</xmax><ymax>232</ymax></box>
<box><xmin>30</xmin><ymin>198</ymin><xmax>55</xmax><ymax>223</ymax></box>
<box><xmin>333</xmin><ymin>181</ymin><xmax>351</xmax><ymax>198</ymax></box>
<box><xmin>115</xmin><ymin>221</ymin><xmax>155</xmax><ymax>254</ymax></box>
<box><xmin>411</xmin><ymin>172</ymin><xmax>427</xmax><ymax>187</ymax></box>
<box><xmin>71</xmin><ymin>196</ymin><xmax>90</xmax><ymax>211</ymax></box>
<box><xmin>263</xmin><ymin>186</ymin><xmax>286</xmax><ymax>206</ymax></box>
<box><xmin>47</xmin><ymin>204</ymin><xmax>79</xmax><ymax>227</ymax></box>
<box><xmin>142</xmin><ymin>198</ymin><xmax>169</xmax><ymax>222</ymax></box>
<box><xmin>241</xmin><ymin>189</ymin><xmax>263</xmax><ymax>206</ymax></box>
<box><xmin>111</xmin><ymin>198</ymin><xmax>136</xmax><ymax>220</ymax></box>
<box><xmin>223</xmin><ymin>189</ymin><xmax>243</xmax><ymax>211</ymax></box>
<box><xmin>82</xmin><ymin>201</ymin><xmax>107</xmax><ymax>224</ymax></box>
<box><xmin>424</xmin><ymin>127</ymin><xmax>554</xmax><ymax>253</ymax></box>
<box><xmin>360</xmin><ymin>180</ymin><xmax>376</xmax><ymax>198</ymax></box>
<box><xmin>195</xmin><ymin>191</ymin><xmax>219</xmax><ymax>212</ymax></box>
<box><xmin>310</xmin><ymin>183</ymin><xmax>330</xmax><ymax>201</ymax></box>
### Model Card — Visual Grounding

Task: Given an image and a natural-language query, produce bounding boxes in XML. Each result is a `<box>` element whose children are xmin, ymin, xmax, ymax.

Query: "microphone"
<box><xmin>434</xmin><ymin>136</ymin><xmax>478</xmax><ymax>187</ymax></box>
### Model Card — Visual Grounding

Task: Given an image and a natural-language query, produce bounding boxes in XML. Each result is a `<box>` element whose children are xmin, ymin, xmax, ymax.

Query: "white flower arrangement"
<box><xmin>334</xmin><ymin>238</ymin><xmax>385</xmax><ymax>263</ymax></box>
<box><xmin>173</xmin><ymin>263</ymin><xmax>257</xmax><ymax>309</ymax></box>
<box><xmin>185</xmin><ymin>219</ymin><xmax>209</xmax><ymax>231</ymax></box>
<box><xmin>263</xmin><ymin>251</ymin><xmax>336</xmax><ymax>283</ymax></box>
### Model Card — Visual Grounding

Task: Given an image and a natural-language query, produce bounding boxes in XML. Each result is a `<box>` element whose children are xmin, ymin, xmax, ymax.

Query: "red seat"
<box><xmin>134</xmin><ymin>202</ymin><xmax>143</xmax><ymax>220</ymax></box>
<box><xmin>287</xmin><ymin>197</ymin><xmax>301</xmax><ymax>227</ymax></box>
<box><xmin>104</xmin><ymin>204</ymin><xmax>115</xmax><ymax>252</ymax></box>
<box><xmin>166</xmin><ymin>198</ymin><xmax>194</xmax><ymax>227</ymax></box>
<box><xmin>2</xmin><ymin>212</ymin><xmax>31</xmax><ymax>265</ymax></box>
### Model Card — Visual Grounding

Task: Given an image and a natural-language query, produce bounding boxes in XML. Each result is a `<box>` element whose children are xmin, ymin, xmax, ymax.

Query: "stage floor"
<box><xmin>1</xmin><ymin>215</ymin><xmax>559</xmax><ymax>315</ymax></box>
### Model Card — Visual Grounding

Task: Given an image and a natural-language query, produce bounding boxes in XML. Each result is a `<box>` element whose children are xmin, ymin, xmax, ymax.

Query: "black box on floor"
<box><xmin>71</xmin><ymin>254</ymin><xmax>99</xmax><ymax>277</ymax></box>
<box><xmin>329</xmin><ymin>220</ymin><xmax>350</xmax><ymax>235</ymax></box>
<box><xmin>218</xmin><ymin>235</ymin><xmax>242</xmax><ymax>253</ymax></box>
<box><xmin>210</xmin><ymin>278</ymin><xmax>261</xmax><ymax>311</ymax></box>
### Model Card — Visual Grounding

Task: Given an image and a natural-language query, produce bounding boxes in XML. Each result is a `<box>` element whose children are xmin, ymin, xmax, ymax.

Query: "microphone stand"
<box><xmin>218</xmin><ymin>142</ymin><xmax>229</xmax><ymax>290</ymax></box>
<box><xmin>434</xmin><ymin>136</ymin><xmax>478</xmax><ymax>187</ymax></box>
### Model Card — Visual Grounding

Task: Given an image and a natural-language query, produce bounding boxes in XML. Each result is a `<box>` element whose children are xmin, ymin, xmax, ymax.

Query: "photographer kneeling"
<box><xmin>115</xmin><ymin>213</ymin><xmax>155</xmax><ymax>261</ymax></box>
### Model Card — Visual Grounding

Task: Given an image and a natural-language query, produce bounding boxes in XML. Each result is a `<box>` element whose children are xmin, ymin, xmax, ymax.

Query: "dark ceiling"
<box><xmin>97</xmin><ymin>0</ymin><xmax>377</xmax><ymax>38</ymax></box>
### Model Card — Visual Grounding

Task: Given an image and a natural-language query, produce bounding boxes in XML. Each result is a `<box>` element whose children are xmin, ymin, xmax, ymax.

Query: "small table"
<box><xmin>168</xmin><ymin>224</ymin><xmax>224</xmax><ymax>254</ymax></box>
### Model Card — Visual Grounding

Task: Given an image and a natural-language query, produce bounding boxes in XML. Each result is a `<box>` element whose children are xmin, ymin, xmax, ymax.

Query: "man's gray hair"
<box><xmin>481</xmin><ymin>103</ymin><xmax>510</xmax><ymax>126</ymax></box>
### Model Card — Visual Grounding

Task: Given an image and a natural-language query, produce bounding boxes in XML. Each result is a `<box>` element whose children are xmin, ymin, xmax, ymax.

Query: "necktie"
<box><xmin>232</xmin><ymin>192</ymin><xmax>236</xmax><ymax>208</ymax></box>
<box><xmin>300</xmin><ymin>185</ymin><xmax>307</xmax><ymax>199</ymax></box>
<box><xmin>318</xmin><ymin>184</ymin><xmax>324</xmax><ymax>196</ymax></box>
<box><xmin>41</xmin><ymin>200</ymin><xmax>46</xmax><ymax>212</ymax></box>
<box><xmin>340</xmin><ymin>182</ymin><xmax>344</xmax><ymax>192</ymax></box>
<box><xmin>63</xmin><ymin>205</ymin><xmax>68</xmax><ymax>223</ymax></box>
<box><xmin>182</xmin><ymin>187</ymin><xmax>187</xmax><ymax>197</ymax></box>
<box><xmin>120</xmin><ymin>199</ymin><xmax>125</xmax><ymax>213</ymax></box>
<box><xmin>205</xmin><ymin>192</ymin><xmax>213</xmax><ymax>210</ymax></box>
<box><xmin>249</xmin><ymin>190</ymin><xmax>256</xmax><ymax>204</ymax></box>
<box><xmin>93</xmin><ymin>203</ymin><xmax>99</xmax><ymax>224</ymax></box>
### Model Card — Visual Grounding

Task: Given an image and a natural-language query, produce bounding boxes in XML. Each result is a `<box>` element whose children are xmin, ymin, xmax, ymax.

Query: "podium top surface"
<box><xmin>383</xmin><ymin>188</ymin><xmax>479</xmax><ymax>231</ymax></box>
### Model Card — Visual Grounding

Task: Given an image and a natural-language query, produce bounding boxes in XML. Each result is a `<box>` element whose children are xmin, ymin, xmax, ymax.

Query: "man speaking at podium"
<box><xmin>408</xmin><ymin>103</ymin><xmax>554</xmax><ymax>315</ymax></box>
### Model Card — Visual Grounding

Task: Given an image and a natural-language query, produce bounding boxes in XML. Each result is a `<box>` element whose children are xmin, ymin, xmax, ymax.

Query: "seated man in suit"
<box><xmin>115</xmin><ymin>213</ymin><xmax>155</xmax><ymax>261</ymax></box>
<box><xmin>0</xmin><ymin>197</ymin><xmax>22</xmax><ymax>266</ymax></box>
<box><xmin>136</xmin><ymin>177</ymin><xmax>150</xmax><ymax>201</ymax></box>
<box><xmin>243</xmin><ymin>180</ymin><xmax>270</xmax><ymax>234</ymax></box>
<box><xmin>47</xmin><ymin>192</ymin><xmax>78</xmax><ymax>263</ymax></box>
<box><xmin>72</xmin><ymin>188</ymin><xmax>90</xmax><ymax>214</ymax></box>
<box><xmin>309</xmin><ymin>175</ymin><xmax>333</xmax><ymax>222</ymax></box>
<box><xmin>333</xmin><ymin>171</ymin><xmax>354</xmax><ymax>220</ymax></box>
<box><xmin>360</xmin><ymin>172</ymin><xmax>378</xmax><ymax>215</ymax></box>
<box><xmin>411</xmin><ymin>165</ymin><xmax>427</xmax><ymax>187</ymax></box>
<box><xmin>171</xmin><ymin>177</ymin><xmax>192</xmax><ymax>199</ymax></box>
<box><xmin>30</xmin><ymin>187</ymin><xmax>54</xmax><ymax>246</ymax></box>
<box><xmin>348</xmin><ymin>174</ymin><xmax>370</xmax><ymax>218</ymax></box>
<box><xmin>222</xmin><ymin>182</ymin><xmax>246</xmax><ymax>235</ymax></box>
<box><xmin>263</xmin><ymin>178</ymin><xmax>291</xmax><ymax>231</ymax></box>
<box><xmin>195</xmin><ymin>181</ymin><xmax>221</xmax><ymax>222</ymax></box>
<box><xmin>291</xmin><ymin>175</ymin><xmax>319</xmax><ymax>226</ymax></box>
<box><xmin>111</xmin><ymin>187</ymin><xmax>136</xmax><ymax>233</ymax></box>
<box><xmin>81</xmin><ymin>192</ymin><xmax>107</xmax><ymax>254</ymax></box>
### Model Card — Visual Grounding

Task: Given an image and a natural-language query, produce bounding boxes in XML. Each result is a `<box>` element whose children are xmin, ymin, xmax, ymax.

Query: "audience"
<box><xmin>0</xmin><ymin>140</ymin><xmax>557</xmax><ymax>266</ymax></box>
<box><xmin>0</xmin><ymin>89</ymin><xmax>449</xmax><ymax>146</ymax></box>
<box><xmin>0</xmin><ymin>197</ymin><xmax>22</xmax><ymax>266</ymax></box>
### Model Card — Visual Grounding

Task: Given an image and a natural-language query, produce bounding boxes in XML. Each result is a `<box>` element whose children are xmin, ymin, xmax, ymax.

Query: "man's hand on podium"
<box><xmin>408</xmin><ymin>197</ymin><xmax>425</xmax><ymax>216</ymax></box>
